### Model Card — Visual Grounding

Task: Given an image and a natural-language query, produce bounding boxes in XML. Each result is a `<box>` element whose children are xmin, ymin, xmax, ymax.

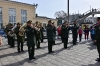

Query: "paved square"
<box><xmin>0</xmin><ymin>35</ymin><xmax>100</xmax><ymax>66</ymax></box>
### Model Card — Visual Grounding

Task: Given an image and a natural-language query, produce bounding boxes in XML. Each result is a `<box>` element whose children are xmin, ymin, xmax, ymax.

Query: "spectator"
<box><xmin>90</xmin><ymin>27</ymin><xmax>95</xmax><ymax>41</ymax></box>
<box><xmin>84</xmin><ymin>26</ymin><xmax>89</xmax><ymax>40</ymax></box>
<box><xmin>78</xmin><ymin>26</ymin><xmax>83</xmax><ymax>42</ymax></box>
<box><xmin>57</xmin><ymin>25</ymin><xmax>61</xmax><ymax>39</ymax></box>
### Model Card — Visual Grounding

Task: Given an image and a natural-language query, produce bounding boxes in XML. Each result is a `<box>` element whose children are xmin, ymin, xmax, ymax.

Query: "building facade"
<box><xmin>0</xmin><ymin>0</ymin><xmax>58</xmax><ymax>29</ymax></box>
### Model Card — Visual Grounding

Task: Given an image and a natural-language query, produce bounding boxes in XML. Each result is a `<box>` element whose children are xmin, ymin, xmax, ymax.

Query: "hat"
<box><xmin>17</xmin><ymin>22</ymin><xmax>21</xmax><ymax>25</ymax></box>
<box><xmin>52</xmin><ymin>22</ymin><xmax>55</xmax><ymax>24</ymax></box>
<box><xmin>8</xmin><ymin>23</ymin><xmax>13</xmax><ymax>26</ymax></box>
<box><xmin>48</xmin><ymin>20</ymin><xmax>52</xmax><ymax>23</ymax></box>
<box><xmin>97</xmin><ymin>17</ymin><xmax>100</xmax><ymax>21</ymax></box>
<box><xmin>27</xmin><ymin>20</ymin><xmax>32</xmax><ymax>23</ymax></box>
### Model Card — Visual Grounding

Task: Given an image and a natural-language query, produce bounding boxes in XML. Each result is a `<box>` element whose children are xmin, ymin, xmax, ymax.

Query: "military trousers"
<box><xmin>28</xmin><ymin>46</ymin><xmax>35</xmax><ymax>59</ymax></box>
<box><xmin>36</xmin><ymin>38</ymin><xmax>40</xmax><ymax>48</ymax></box>
<box><xmin>17</xmin><ymin>42</ymin><xmax>23</xmax><ymax>52</ymax></box>
<box><xmin>48</xmin><ymin>41</ymin><xmax>53</xmax><ymax>53</ymax></box>
<box><xmin>9</xmin><ymin>37</ymin><xmax>15</xmax><ymax>47</ymax></box>
<box><xmin>63</xmin><ymin>38</ymin><xmax>68</xmax><ymax>48</ymax></box>
<box><xmin>73</xmin><ymin>35</ymin><xmax>77</xmax><ymax>45</ymax></box>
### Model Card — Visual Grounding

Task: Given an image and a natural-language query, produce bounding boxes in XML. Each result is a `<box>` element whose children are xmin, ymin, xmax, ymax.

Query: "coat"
<box><xmin>61</xmin><ymin>25</ymin><xmax>69</xmax><ymax>38</ymax></box>
<box><xmin>47</xmin><ymin>25</ymin><xmax>56</xmax><ymax>41</ymax></box>
<box><xmin>25</xmin><ymin>26</ymin><xmax>35</xmax><ymax>46</ymax></box>
<box><xmin>95</xmin><ymin>25</ymin><xmax>100</xmax><ymax>45</ymax></box>
<box><xmin>14</xmin><ymin>27</ymin><xmax>25</xmax><ymax>42</ymax></box>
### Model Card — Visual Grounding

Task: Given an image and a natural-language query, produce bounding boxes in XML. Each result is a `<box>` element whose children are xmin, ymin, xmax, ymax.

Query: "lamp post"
<box><xmin>67</xmin><ymin>0</ymin><xmax>69</xmax><ymax>23</ymax></box>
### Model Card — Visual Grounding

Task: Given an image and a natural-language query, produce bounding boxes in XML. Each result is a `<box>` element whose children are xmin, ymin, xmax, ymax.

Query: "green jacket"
<box><xmin>47</xmin><ymin>25</ymin><xmax>56</xmax><ymax>41</ymax></box>
<box><xmin>14</xmin><ymin>27</ymin><xmax>25</xmax><ymax>42</ymax></box>
<box><xmin>61</xmin><ymin>25</ymin><xmax>69</xmax><ymax>38</ymax></box>
<box><xmin>95</xmin><ymin>25</ymin><xmax>100</xmax><ymax>41</ymax></box>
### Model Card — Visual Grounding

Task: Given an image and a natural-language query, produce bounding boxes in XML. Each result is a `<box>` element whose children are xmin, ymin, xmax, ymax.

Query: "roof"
<box><xmin>36</xmin><ymin>16</ymin><xmax>56</xmax><ymax>20</ymax></box>
<box><xmin>1</xmin><ymin>0</ymin><xmax>36</xmax><ymax>6</ymax></box>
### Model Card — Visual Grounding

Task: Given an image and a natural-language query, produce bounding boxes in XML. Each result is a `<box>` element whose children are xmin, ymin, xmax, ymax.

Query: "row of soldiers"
<box><xmin>4</xmin><ymin>21</ymin><xmax>44</xmax><ymax>60</ymax></box>
<box><xmin>4</xmin><ymin>19</ymin><xmax>79</xmax><ymax>60</ymax></box>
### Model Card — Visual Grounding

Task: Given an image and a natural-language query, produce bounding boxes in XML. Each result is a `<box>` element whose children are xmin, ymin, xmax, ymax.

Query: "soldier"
<box><xmin>52</xmin><ymin>22</ymin><xmax>56</xmax><ymax>45</ymax></box>
<box><xmin>14</xmin><ymin>23</ymin><xmax>25</xmax><ymax>53</ymax></box>
<box><xmin>72</xmin><ymin>21</ymin><xmax>79</xmax><ymax>45</ymax></box>
<box><xmin>25</xmin><ymin>20</ymin><xmax>36</xmax><ymax>60</ymax></box>
<box><xmin>35</xmin><ymin>21</ymin><xmax>41</xmax><ymax>49</ymax></box>
<box><xmin>94</xmin><ymin>17</ymin><xmax>100</xmax><ymax>62</ymax></box>
<box><xmin>6</xmin><ymin>23</ymin><xmax>15</xmax><ymax>48</ymax></box>
<box><xmin>61</xmin><ymin>21</ymin><xmax>70</xmax><ymax>49</ymax></box>
<box><xmin>61</xmin><ymin>23</ymin><xmax>64</xmax><ymax>43</ymax></box>
<box><xmin>4</xmin><ymin>24</ymin><xmax>10</xmax><ymax>45</ymax></box>
<box><xmin>40</xmin><ymin>23</ymin><xmax>44</xmax><ymax>42</ymax></box>
<box><xmin>47</xmin><ymin>20</ymin><xmax>55</xmax><ymax>53</ymax></box>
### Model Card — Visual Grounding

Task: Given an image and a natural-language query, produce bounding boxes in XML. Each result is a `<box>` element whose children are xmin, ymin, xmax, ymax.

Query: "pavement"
<box><xmin>0</xmin><ymin>35</ymin><xmax>100</xmax><ymax>66</ymax></box>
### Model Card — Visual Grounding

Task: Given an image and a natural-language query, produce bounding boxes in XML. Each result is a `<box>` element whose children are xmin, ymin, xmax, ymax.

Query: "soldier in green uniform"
<box><xmin>47</xmin><ymin>20</ymin><xmax>55</xmax><ymax>53</ymax></box>
<box><xmin>40</xmin><ymin>23</ymin><xmax>44</xmax><ymax>42</ymax></box>
<box><xmin>52</xmin><ymin>22</ymin><xmax>56</xmax><ymax>45</ymax></box>
<box><xmin>72</xmin><ymin>21</ymin><xmax>79</xmax><ymax>45</ymax></box>
<box><xmin>25</xmin><ymin>20</ymin><xmax>36</xmax><ymax>60</ymax></box>
<box><xmin>94</xmin><ymin>17</ymin><xmax>100</xmax><ymax>62</ymax></box>
<box><xmin>14</xmin><ymin>23</ymin><xmax>25</xmax><ymax>53</ymax></box>
<box><xmin>5</xmin><ymin>23</ymin><xmax>15</xmax><ymax>48</ymax></box>
<box><xmin>61</xmin><ymin>21</ymin><xmax>70</xmax><ymax>49</ymax></box>
<box><xmin>35</xmin><ymin>21</ymin><xmax>41</xmax><ymax>49</ymax></box>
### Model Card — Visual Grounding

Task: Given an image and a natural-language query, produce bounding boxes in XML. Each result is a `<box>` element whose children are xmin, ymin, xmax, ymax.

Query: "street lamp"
<box><xmin>67</xmin><ymin>0</ymin><xmax>69</xmax><ymax>23</ymax></box>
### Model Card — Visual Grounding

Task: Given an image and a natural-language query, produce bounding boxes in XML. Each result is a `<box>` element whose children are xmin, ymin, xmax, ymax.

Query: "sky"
<box><xmin>13</xmin><ymin>0</ymin><xmax>100</xmax><ymax>18</ymax></box>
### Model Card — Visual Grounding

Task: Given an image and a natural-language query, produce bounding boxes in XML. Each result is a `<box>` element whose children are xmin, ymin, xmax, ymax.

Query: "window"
<box><xmin>9</xmin><ymin>8</ymin><xmax>16</xmax><ymax>25</ymax></box>
<box><xmin>21</xmin><ymin>9</ymin><xmax>27</xmax><ymax>24</ymax></box>
<box><xmin>0</xmin><ymin>7</ymin><xmax>3</xmax><ymax>29</ymax></box>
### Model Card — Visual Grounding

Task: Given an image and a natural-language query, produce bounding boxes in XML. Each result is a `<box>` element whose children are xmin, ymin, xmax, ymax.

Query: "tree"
<box><xmin>54</xmin><ymin>11</ymin><xmax>67</xmax><ymax>19</ymax></box>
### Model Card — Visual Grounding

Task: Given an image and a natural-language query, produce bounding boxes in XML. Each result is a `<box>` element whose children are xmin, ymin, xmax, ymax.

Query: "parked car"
<box><xmin>0</xmin><ymin>29</ymin><xmax>7</xmax><ymax>38</ymax></box>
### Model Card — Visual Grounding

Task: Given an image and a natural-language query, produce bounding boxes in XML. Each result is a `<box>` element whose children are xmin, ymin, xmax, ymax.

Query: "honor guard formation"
<box><xmin>1</xmin><ymin>17</ymin><xmax>100</xmax><ymax>62</ymax></box>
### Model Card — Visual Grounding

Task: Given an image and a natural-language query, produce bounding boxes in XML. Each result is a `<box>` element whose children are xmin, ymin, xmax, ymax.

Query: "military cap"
<box><xmin>52</xmin><ymin>22</ymin><xmax>55</xmax><ymax>24</ymax></box>
<box><xmin>97</xmin><ymin>17</ymin><xmax>100</xmax><ymax>21</ymax></box>
<box><xmin>48</xmin><ymin>20</ymin><xmax>52</xmax><ymax>23</ymax></box>
<box><xmin>8</xmin><ymin>23</ymin><xmax>13</xmax><ymax>26</ymax></box>
<box><xmin>27</xmin><ymin>20</ymin><xmax>32</xmax><ymax>23</ymax></box>
<box><xmin>17</xmin><ymin>22</ymin><xmax>21</xmax><ymax>25</ymax></box>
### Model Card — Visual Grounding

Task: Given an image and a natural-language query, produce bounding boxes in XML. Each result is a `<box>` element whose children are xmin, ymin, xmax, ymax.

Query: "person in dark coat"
<box><xmin>40</xmin><ymin>23</ymin><xmax>44</xmax><ymax>42</ymax></box>
<box><xmin>47</xmin><ymin>20</ymin><xmax>55</xmax><ymax>53</ymax></box>
<box><xmin>25</xmin><ymin>20</ymin><xmax>36</xmax><ymax>60</ymax></box>
<box><xmin>94</xmin><ymin>17</ymin><xmax>100</xmax><ymax>62</ymax></box>
<box><xmin>14</xmin><ymin>23</ymin><xmax>25</xmax><ymax>53</ymax></box>
<box><xmin>61</xmin><ymin>23</ymin><xmax>64</xmax><ymax>43</ymax></box>
<box><xmin>52</xmin><ymin>22</ymin><xmax>56</xmax><ymax>45</ymax></box>
<box><xmin>84</xmin><ymin>26</ymin><xmax>89</xmax><ymax>40</ymax></box>
<box><xmin>61</xmin><ymin>22</ymin><xmax>70</xmax><ymax>49</ymax></box>
<box><xmin>72</xmin><ymin>21</ymin><xmax>79</xmax><ymax>45</ymax></box>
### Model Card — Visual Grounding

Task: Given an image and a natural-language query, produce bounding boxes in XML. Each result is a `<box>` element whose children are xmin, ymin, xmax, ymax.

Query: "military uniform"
<box><xmin>14</xmin><ymin>23</ymin><xmax>25</xmax><ymax>53</ymax></box>
<box><xmin>5</xmin><ymin>24</ymin><xmax>15</xmax><ymax>47</ymax></box>
<box><xmin>61</xmin><ymin>24</ymin><xmax>64</xmax><ymax>43</ymax></box>
<box><xmin>25</xmin><ymin>21</ymin><xmax>36</xmax><ymax>60</ymax></box>
<box><xmin>47</xmin><ymin>24</ymin><xmax>55</xmax><ymax>53</ymax></box>
<box><xmin>72</xmin><ymin>24</ymin><xmax>79</xmax><ymax>45</ymax></box>
<box><xmin>35</xmin><ymin>28</ymin><xmax>41</xmax><ymax>49</ymax></box>
<box><xmin>40</xmin><ymin>27</ymin><xmax>44</xmax><ymax>42</ymax></box>
<box><xmin>95</xmin><ymin>24</ymin><xmax>100</xmax><ymax>61</ymax></box>
<box><xmin>61</xmin><ymin>25</ymin><xmax>69</xmax><ymax>48</ymax></box>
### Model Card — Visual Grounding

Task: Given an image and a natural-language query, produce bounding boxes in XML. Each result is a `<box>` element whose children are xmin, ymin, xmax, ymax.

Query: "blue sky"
<box><xmin>13</xmin><ymin>0</ymin><xmax>100</xmax><ymax>18</ymax></box>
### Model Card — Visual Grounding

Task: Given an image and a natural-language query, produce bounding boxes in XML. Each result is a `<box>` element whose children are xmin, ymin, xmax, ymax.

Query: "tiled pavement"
<box><xmin>0</xmin><ymin>35</ymin><xmax>100</xmax><ymax>66</ymax></box>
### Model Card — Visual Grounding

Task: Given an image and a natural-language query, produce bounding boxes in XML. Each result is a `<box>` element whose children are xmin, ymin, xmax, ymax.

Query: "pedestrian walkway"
<box><xmin>0</xmin><ymin>35</ymin><xmax>100</xmax><ymax>66</ymax></box>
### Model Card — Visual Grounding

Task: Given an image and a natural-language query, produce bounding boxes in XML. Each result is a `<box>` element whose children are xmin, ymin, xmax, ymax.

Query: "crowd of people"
<box><xmin>0</xmin><ymin>17</ymin><xmax>100</xmax><ymax>62</ymax></box>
